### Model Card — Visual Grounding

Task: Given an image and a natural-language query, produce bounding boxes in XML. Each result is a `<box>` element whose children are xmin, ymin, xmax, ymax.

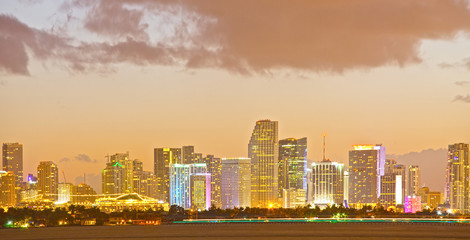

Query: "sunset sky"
<box><xmin>1</xmin><ymin>0</ymin><xmax>470</xmax><ymax>192</ymax></box>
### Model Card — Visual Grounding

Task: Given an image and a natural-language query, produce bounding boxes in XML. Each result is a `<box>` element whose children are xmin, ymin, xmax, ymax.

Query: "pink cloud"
<box><xmin>2</xmin><ymin>1</ymin><xmax>470</xmax><ymax>75</ymax></box>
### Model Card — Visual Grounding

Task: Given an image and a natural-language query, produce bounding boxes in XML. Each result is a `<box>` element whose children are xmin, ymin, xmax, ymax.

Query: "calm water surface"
<box><xmin>1</xmin><ymin>222</ymin><xmax>470</xmax><ymax>239</ymax></box>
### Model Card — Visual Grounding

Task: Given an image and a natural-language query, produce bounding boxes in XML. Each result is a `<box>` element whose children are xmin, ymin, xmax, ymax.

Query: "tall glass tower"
<box><xmin>154</xmin><ymin>148</ymin><xmax>181</xmax><ymax>203</ymax></box>
<box><xmin>2</xmin><ymin>142</ymin><xmax>23</xmax><ymax>185</ymax></box>
<box><xmin>249</xmin><ymin>119</ymin><xmax>279</xmax><ymax>208</ymax></box>
<box><xmin>348</xmin><ymin>144</ymin><xmax>385</xmax><ymax>208</ymax></box>
<box><xmin>278</xmin><ymin>137</ymin><xmax>307</xmax><ymax>197</ymax></box>
<box><xmin>37</xmin><ymin>161</ymin><xmax>59</xmax><ymax>201</ymax></box>
<box><xmin>445</xmin><ymin>143</ymin><xmax>469</xmax><ymax>213</ymax></box>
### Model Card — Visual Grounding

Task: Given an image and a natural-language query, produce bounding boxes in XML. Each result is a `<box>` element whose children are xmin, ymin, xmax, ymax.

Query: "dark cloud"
<box><xmin>3</xmin><ymin>1</ymin><xmax>470</xmax><ymax>75</ymax></box>
<box><xmin>388</xmin><ymin>148</ymin><xmax>447</xmax><ymax>192</ymax></box>
<box><xmin>59</xmin><ymin>157</ymin><xmax>71</xmax><ymax>162</ymax></box>
<box><xmin>149</xmin><ymin>0</ymin><xmax>470</xmax><ymax>73</ymax></box>
<box><xmin>454</xmin><ymin>94</ymin><xmax>470</xmax><ymax>103</ymax></box>
<box><xmin>74</xmin><ymin>172</ymin><xmax>101</xmax><ymax>193</ymax></box>
<box><xmin>438</xmin><ymin>62</ymin><xmax>455</xmax><ymax>69</ymax></box>
<box><xmin>455</xmin><ymin>81</ymin><xmax>470</xmax><ymax>86</ymax></box>
<box><xmin>439</xmin><ymin>58</ymin><xmax>470</xmax><ymax>70</ymax></box>
<box><xmin>84</xmin><ymin>0</ymin><xmax>149</xmax><ymax>40</ymax></box>
<box><xmin>0</xmin><ymin>14</ymin><xmax>67</xmax><ymax>75</ymax></box>
<box><xmin>59</xmin><ymin>154</ymin><xmax>97</xmax><ymax>163</ymax></box>
<box><xmin>466</xmin><ymin>58</ymin><xmax>470</xmax><ymax>70</ymax></box>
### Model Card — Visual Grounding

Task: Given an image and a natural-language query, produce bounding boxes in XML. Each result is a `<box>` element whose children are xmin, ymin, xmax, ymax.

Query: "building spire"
<box><xmin>322</xmin><ymin>133</ymin><xmax>326</xmax><ymax>161</ymax></box>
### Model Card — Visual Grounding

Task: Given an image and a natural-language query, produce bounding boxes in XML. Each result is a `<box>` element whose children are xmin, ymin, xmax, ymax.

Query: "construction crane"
<box><xmin>62</xmin><ymin>170</ymin><xmax>67</xmax><ymax>183</ymax></box>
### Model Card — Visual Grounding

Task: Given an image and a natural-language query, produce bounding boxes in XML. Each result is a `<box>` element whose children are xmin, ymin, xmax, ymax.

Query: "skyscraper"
<box><xmin>311</xmin><ymin>161</ymin><xmax>344</xmax><ymax>206</ymax></box>
<box><xmin>221</xmin><ymin>158</ymin><xmax>251</xmax><ymax>209</ymax></box>
<box><xmin>73</xmin><ymin>183</ymin><xmax>97</xmax><ymax>204</ymax></box>
<box><xmin>278</xmin><ymin>137</ymin><xmax>307</xmax><ymax>197</ymax></box>
<box><xmin>427</xmin><ymin>191</ymin><xmax>442</xmax><ymax>209</ymax></box>
<box><xmin>170</xmin><ymin>164</ymin><xmax>191</xmax><ymax>209</ymax></box>
<box><xmin>0</xmin><ymin>171</ymin><xmax>16</xmax><ymax>206</ymax></box>
<box><xmin>2</xmin><ymin>142</ymin><xmax>23</xmax><ymax>185</ymax></box>
<box><xmin>133</xmin><ymin>159</ymin><xmax>158</xmax><ymax>199</ymax></box>
<box><xmin>102</xmin><ymin>160</ymin><xmax>123</xmax><ymax>195</ymax></box>
<box><xmin>21</xmin><ymin>174</ymin><xmax>38</xmax><ymax>202</ymax></box>
<box><xmin>392</xmin><ymin>164</ymin><xmax>406</xmax><ymax>205</ymax></box>
<box><xmin>37</xmin><ymin>161</ymin><xmax>59</xmax><ymax>201</ymax></box>
<box><xmin>58</xmin><ymin>183</ymin><xmax>74</xmax><ymax>203</ymax></box>
<box><xmin>169</xmin><ymin>163</ymin><xmax>208</xmax><ymax>209</ymax></box>
<box><xmin>249</xmin><ymin>119</ymin><xmax>279</xmax><ymax>208</ymax></box>
<box><xmin>204</xmin><ymin>154</ymin><xmax>222</xmax><ymax>208</ymax></box>
<box><xmin>101</xmin><ymin>153</ymin><xmax>133</xmax><ymax>195</ymax></box>
<box><xmin>407</xmin><ymin>165</ymin><xmax>420</xmax><ymax>197</ymax></box>
<box><xmin>111</xmin><ymin>153</ymin><xmax>133</xmax><ymax>194</ymax></box>
<box><xmin>282</xmin><ymin>189</ymin><xmax>306</xmax><ymax>208</ymax></box>
<box><xmin>182</xmin><ymin>146</ymin><xmax>195</xmax><ymax>164</ymax></box>
<box><xmin>348</xmin><ymin>144</ymin><xmax>385</xmax><ymax>208</ymax></box>
<box><xmin>154</xmin><ymin>148</ymin><xmax>181</xmax><ymax>203</ymax></box>
<box><xmin>190</xmin><ymin>172</ymin><xmax>211</xmax><ymax>211</ymax></box>
<box><xmin>445</xmin><ymin>143</ymin><xmax>469</xmax><ymax>213</ymax></box>
<box><xmin>379</xmin><ymin>159</ymin><xmax>405</xmax><ymax>207</ymax></box>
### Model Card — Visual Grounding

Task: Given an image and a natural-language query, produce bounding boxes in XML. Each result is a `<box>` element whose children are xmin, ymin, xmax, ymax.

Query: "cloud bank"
<box><xmin>388</xmin><ymin>148</ymin><xmax>447</xmax><ymax>192</ymax></box>
<box><xmin>454</xmin><ymin>94</ymin><xmax>470</xmax><ymax>103</ymax></box>
<box><xmin>60</xmin><ymin>154</ymin><xmax>97</xmax><ymax>163</ymax></box>
<box><xmin>2</xmin><ymin>0</ymin><xmax>470</xmax><ymax>75</ymax></box>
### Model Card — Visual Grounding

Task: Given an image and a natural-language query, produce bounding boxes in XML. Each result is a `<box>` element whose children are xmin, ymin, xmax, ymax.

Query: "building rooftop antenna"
<box><xmin>322</xmin><ymin>133</ymin><xmax>327</xmax><ymax>161</ymax></box>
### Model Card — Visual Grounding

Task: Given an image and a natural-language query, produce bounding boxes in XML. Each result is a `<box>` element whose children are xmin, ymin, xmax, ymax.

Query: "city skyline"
<box><xmin>0</xmin><ymin>120</ymin><xmax>467</xmax><ymax>194</ymax></box>
<box><xmin>1</xmin><ymin>1</ymin><xmax>470</xmax><ymax>196</ymax></box>
<box><xmin>1</xmin><ymin>121</ymin><xmax>470</xmax><ymax>214</ymax></box>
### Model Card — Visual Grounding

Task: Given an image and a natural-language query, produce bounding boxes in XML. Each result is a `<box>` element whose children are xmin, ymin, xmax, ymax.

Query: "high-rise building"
<box><xmin>132</xmin><ymin>159</ymin><xmax>145</xmax><ymax>194</ymax></box>
<box><xmin>407</xmin><ymin>165</ymin><xmax>420</xmax><ymax>197</ymax></box>
<box><xmin>278</xmin><ymin>137</ymin><xmax>307</xmax><ymax>197</ymax></box>
<box><xmin>306</xmin><ymin>168</ymin><xmax>313</xmax><ymax>205</ymax></box>
<box><xmin>170</xmin><ymin>164</ymin><xmax>191</xmax><ymax>209</ymax></box>
<box><xmin>154</xmin><ymin>148</ymin><xmax>181</xmax><ymax>203</ymax></box>
<box><xmin>282</xmin><ymin>189</ymin><xmax>306</xmax><ymax>208</ymax></box>
<box><xmin>204</xmin><ymin>154</ymin><xmax>222</xmax><ymax>209</ymax></box>
<box><xmin>379</xmin><ymin>174</ymin><xmax>396</xmax><ymax>208</ymax></box>
<box><xmin>21</xmin><ymin>174</ymin><xmax>38</xmax><ymax>202</ymax></box>
<box><xmin>418</xmin><ymin>187</ymin><xmax>430</xmax><ymax>205</ymax></box>
<box><xmin>445</xmin><ymin>143</ymin><xmax>469</xmax><ymax>213</ymax></box>
<box><xmin>348</xmin><ymin>144</ymin><xmax>385</xmax><ymax>208</ymax></box>
<box><xmin>102</xmin><ymin>153</ymin><xmax>133</xmax><ymax>195</ymax></box>
<box><xmin>37</xmin><ymin>161</ymin><xmax>59</xmax><ymax>201</ymax></box>
<box><xmin>133</xmin><ymin>161</ymin><xmax>158</xmax><ymax>199</ymax></box>
<box><xmin>58</xmin><ymin>183</ymin><xmax>74</xmax><ymax>203</ymax></box>
<box><xmin>392</xmin><ymin>164</ymin><xmax>406</xmax><ymax>205</ymax></box>
<box><xmin>343</xmin><ymin>171</ymin><xmax>349</xmax><ymax>205</ymax></box>
<box><xmin>190</xmin><ymin>172</ymin><xmax>211</xmax><ymax>211</ymax></box>
<box><xmin>182</xmin><ymin>146</ymin><xmax>195</xmax><ymax>164</ymax></box>
<box><xmin>73</xmin><ymin>183</ymin><xmax>97</xmax><ymax>204</ymax></box>
<box><xmin>169</xmin><ymin>163</ymin><xmax>208</xmax><ymax>209</ymax></box>
<box><xmin>379</xmin><ymin>159</ymin><xmax>405</xmax><ymax>207</ymax></box>
<box><xmin>405</xmin><ymin>195</ymin><xmax>422</xmax><ymax>213</ymax></box>
<box><xmin>102</xmin><ymin>160</ymin><xmax>123</xmax><ymax>195</ymax></box>
<box><xmin>427</xmin><ymin>191</ymin><xmax>441</xmax><ymax>209</ymax></box>
<box><xmin>194</xmin><ymin>153</ymin><xmax>203</xmax><ymax>164</ymax></box>
<box><xmin>112</xmin><ymin>153</ymin><xmax>133</xmax><ymax>194</ymax></box>
<box><xmin>2</xmin><ymin>143</ymin><xmax>23</xmax><ymax>185</ymax></box>
<box><xmin>311</xmin><ymin>161</ymin><xmax>344</xmax><ymax>206</ymax></box>
<box><xmin>249</xmin><ymin>119</ymin><xmax>279</xmax><ymax>208</ymax></box>
<box><xmin>221</xmin><ymin>158</ymin><xmax>251</xmax><ymax>209</ymax></box>
<box><xmin>0</xmin><ymin>171</ymin><xmax>16</xmax><ymax>206</ymax></box>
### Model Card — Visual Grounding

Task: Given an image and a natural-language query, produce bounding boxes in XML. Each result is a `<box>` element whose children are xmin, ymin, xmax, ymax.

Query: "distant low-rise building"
<box><xmin>37</xmin><ymin>161</ymin><xmax>59</xmax><ymax>201</ymax></box>
<box><xmin>405</xmin><ymin>196</ymin><xmax>421</xmax><ymax>213</ymax></box>
<box><xmin>221</xmin><ymin>158</ymin><xmax>251</xmax><ymax>209</ymax></box>
<box><xmin>0</xmin><ymin>171</ymin><xmax>17</xmax><ymax>207</ymax></box>
<box><xmin>282</xmin><ymin>189</ymin><xmax>306</xmax><ymax>208</ymax></box>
